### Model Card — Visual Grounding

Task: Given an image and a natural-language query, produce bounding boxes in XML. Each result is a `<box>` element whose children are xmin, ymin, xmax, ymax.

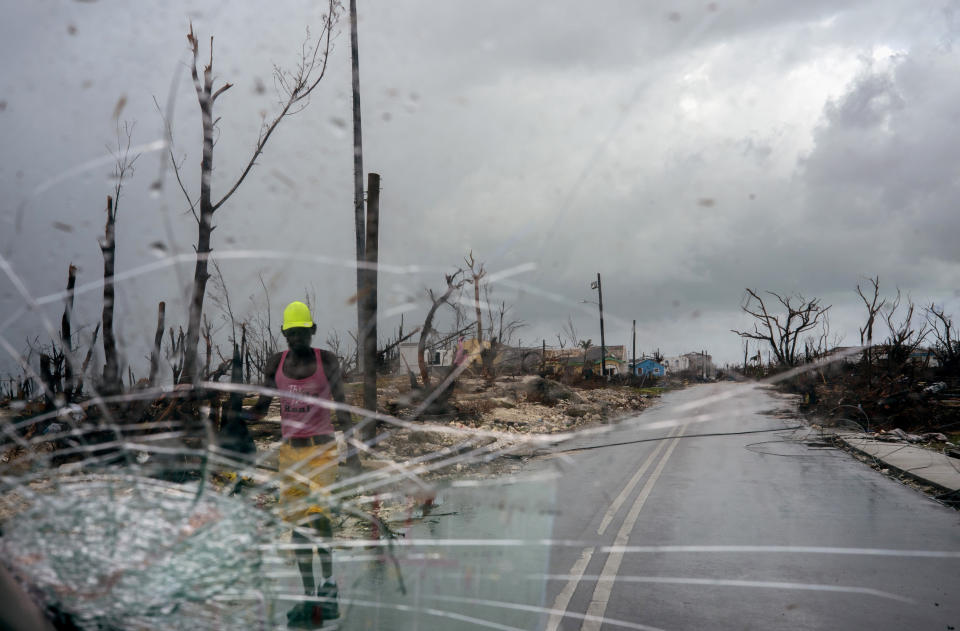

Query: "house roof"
<box><xmin>634</xmin><ymin>359</ymin><xmax>664</xmax><ymax>367</ymax></box>
<box><xmin>584</xmin><ymin>345</ymin><xmax>626</xmax><ymax>362</ymax></box>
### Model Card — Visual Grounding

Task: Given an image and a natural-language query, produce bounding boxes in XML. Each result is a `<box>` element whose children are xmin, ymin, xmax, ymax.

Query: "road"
<box><xmin>283</xmin><ymin>382</ymin><xmax>960</xmax><ymax>630</ymax></box>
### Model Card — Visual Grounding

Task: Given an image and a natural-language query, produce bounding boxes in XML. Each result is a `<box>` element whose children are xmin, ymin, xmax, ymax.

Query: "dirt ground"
<box><xmin>345</xmin><ymin>374</ymin><xmax>658</xmax><ymax>468</ymax></box>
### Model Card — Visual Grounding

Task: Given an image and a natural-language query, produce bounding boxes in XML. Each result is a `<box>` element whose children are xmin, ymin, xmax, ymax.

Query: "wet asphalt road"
<box><xmin>540</xmin><ymin>382</ymin><xmax>960</xmax><ymax>631</ymax></box>
<box><xmin>284</xmin><ymin>382</ymin><xmax>959</xmax><ymax>630</ymax></box>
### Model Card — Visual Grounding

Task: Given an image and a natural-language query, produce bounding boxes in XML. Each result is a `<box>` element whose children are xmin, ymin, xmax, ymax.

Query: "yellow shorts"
<box><xmin>277</xmin><ymin>440</ymin><xmax>339</xmax><ymax>525</ymax></box>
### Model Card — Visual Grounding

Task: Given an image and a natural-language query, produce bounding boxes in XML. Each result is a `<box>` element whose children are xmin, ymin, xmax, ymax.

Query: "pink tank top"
<box><xmin>275</xmin><ymin>349</ymin><xmax>334</xmax><ymax>438</ymax></box>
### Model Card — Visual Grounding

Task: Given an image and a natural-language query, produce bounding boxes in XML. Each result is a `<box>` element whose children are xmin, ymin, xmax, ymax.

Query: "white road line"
<box><xmin>546</xmin><ymin>426</ymin><xmax>678</xmax><ymax>631</ymax></box>
<box><xmin>597</xmin><ymin>427</ymin><xmax>678</xmax><ymax>536</ymax></box>
<box><xmin>544</xmin><ymin>546</ymin><xmax>595</xmax><ymax>631</ymax></box>
<box><xmin>581</xmin><ymin>425</ymin><xmax>686</xmax><ymax>631</ymax></box>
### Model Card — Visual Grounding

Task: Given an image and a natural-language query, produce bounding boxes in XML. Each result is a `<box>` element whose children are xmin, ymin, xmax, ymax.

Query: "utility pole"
<box><xmin>631</xmin><ymin>319</ymin><xmax>636</xmax><ymax>377</ymax></box>
<box><xmin>360</xmin><ymin>173</ymin><xmax>380</xmax><ymax>441</ymax></box>
<box><xmin>350</xmin><ymin>0</ymin><xmax>366</xmax><ymax>373</ymax></box>
<box><xmin>591</xmin><ymin>273</ymin><xmax>607</xmax><ymax>378</ymax></box>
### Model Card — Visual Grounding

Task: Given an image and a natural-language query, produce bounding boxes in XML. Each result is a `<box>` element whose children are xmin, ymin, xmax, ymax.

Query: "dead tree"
<box><xmin>731</xmin><ymin>289</ymin><xmax>831</xmax><ymax>367</ymax></box>
<box><xmin>464</xmin><ymin>251</ymin><xmax>486</xmax><ymax>344</ymax></box>
<box><xmin>81</xmin><ymin>323</ymin><xmax>100</xmax><ymax>390</ymax></box>
<box><xmin>857</xmin><ymin>276</ymin><xmax>884</xmax><ymax>380</ymax></box>
<box><xmin>99</xmin><ymin>124</ymin><xmax>138</xmax><ymax>395</ymax></box>
<box><xmin>176</xmin><ymin>7</ymin><xmax>341</xmax><ymax>383</ymax></box>
<box><xmin>148</xmin><ymin>302</ymin><xmax>166</xmax><ymax>386</ymax></box>
<box><xmin>167</xmin><ymin>326</ymin><xmax>186</xmax><ymax>383</ymax></box>
<box><xmin>60</xmin><ymin>264</ymin><xmax>78</xmax><ymax>401</ymax></box>
<box><xmin>99</xmin><ymin>193</ymin><xmax>120</xmax><ymax>394</ymax></box>
<box><xmin>242</xmin><ymin>274</ymin><xmax>279</xmax><ymax>383</ymax></box>
<box><xmin>882</xmin><ymin>290</ymin><xmax>927</xmax><ymax>369</ymax></box>
<box><xmin>478</xmin><ymin>285</ymin><xmax>525</xmax><ymax>379</ymax></box>
<box><xmin>417</xmin><ymin>270</ymin><xmax>465</xmax><ymax>387</ymax></box>
<box><xmin>561</xmin><ymin>315</ymin><xmax>580</xmax><ymax>349</ymax></box>
<box><xmin>925</xmin><ymin>303</ymin><xmax>959</xmax><ymax>371</ymax></box>
<box><xmin>201</xmin><ymin>314</ymin><xmax>214</xmax><ymax>378</ymax></box>
<box><xmin>209</xmin><ymin>257</ymin><xmax>237</xmax><ymax>345</ymax></box>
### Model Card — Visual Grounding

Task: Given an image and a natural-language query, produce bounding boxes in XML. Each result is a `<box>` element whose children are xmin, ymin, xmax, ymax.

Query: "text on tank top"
<box><xmin>275</xmin><ymin>348</ymin><xmax>334</xmax><ymax>438</ymax></box>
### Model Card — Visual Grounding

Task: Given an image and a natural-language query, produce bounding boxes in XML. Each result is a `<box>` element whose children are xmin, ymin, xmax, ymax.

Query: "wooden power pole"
<box><xmin>591</xmin><ymin>273</ymin><xmax>607</xmax><ymax>378</ymax></box>
<box><xmin>350</xmin><ymin>0</ymin><xmax>366</xmax><ymax>371</ymax></box>
<box><xmin>360</xmin><ymin>173</ymin><xmax>380</xmax><ymax>441</ymax></box>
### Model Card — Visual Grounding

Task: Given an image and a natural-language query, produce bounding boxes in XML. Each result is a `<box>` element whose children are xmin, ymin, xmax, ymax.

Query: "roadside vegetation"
<box><xmin>731</xmin><ymin>279</ymin><xmax>960</xmax><ymax>441</ymax></box>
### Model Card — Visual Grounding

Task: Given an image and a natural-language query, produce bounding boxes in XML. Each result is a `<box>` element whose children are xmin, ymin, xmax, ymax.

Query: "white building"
<box><xmin>397</xmin><ymin>342</ymin><xmax>452</xmax><ymax>374</ymax></box>
<box><xmin>661</xmin><ymin>355</ymin><xmax>690</xmax><ymax>374</ymax></box>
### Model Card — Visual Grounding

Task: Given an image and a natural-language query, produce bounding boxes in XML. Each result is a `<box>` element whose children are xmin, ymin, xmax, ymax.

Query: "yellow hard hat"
<box><xmin>282</xmin><ymin>301</ymin><xmax>314</xmax><ymax>331</ymax></box>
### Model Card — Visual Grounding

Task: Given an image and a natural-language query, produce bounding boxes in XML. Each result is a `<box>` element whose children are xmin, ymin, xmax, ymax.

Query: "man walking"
<box><xmin>245</xmin><ymin>301</ymin><xmax>361</xmax><ymax>628</ymax></box>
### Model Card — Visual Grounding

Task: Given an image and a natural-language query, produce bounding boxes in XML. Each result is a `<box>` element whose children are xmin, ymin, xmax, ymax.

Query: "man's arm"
<box><xmin>242</xmin><ymin>352</ymin><xmax>282</xmax><ymax>422</ymax></box>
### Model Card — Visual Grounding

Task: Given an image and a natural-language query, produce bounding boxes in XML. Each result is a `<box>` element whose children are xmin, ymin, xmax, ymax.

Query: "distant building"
<box><xmin>397</xmin><ymin>341</ymin><xmax>454</xmax><ymax>373</ymax></box>
<box><xmin>584</xmin><ymin>345</ymin><xmax>626</xmax><ymax>376</ymax></box>
<box><xmin>661</xmin><ymin>355</ymin><xmax>689</xmax><ymax>374</ymax></box>
<box><xmin>682</xmin><ymin>351</ymin><xmax>715</xmax><ymax>378</ymax></box>
<box><xmin>662</xmin><ymin>352</ymin><xmax>714</xmax><ymax>378</ymax></box>
<box><xmin>632</xmin><ymin>359</ymin><xmax>665</xmax><ymax>377</ymax></box>
<box><xmin>542</xmin><ymin>345</ymin><xmax>626</xmax><ymax>376</ymax></box>
<box><xmin>909</xmin><ymin>348</ymin><xmax>940</xmax><ymax>368</ymax></box>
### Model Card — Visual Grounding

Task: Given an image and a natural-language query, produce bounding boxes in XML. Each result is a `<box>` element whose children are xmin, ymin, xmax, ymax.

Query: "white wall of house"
<box><xmin>397</xmin><ymin>342</ymin><xmax>452</xmax><ymax>373</ymax></box>
<box><xmin>661</xmin><ymin>356</ymin><xmax>689</xmax><ymax>373</ymax></box>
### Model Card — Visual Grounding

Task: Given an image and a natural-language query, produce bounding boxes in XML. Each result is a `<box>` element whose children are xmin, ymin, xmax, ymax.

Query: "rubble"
<box><xmin>523</xmin><ymin>377</ymin><xmax>583</xmax><ymax>405</ymax></box>
<box><xmin>361</xmin><ymin>375</ymin><xmax>658</xmax><ymax>475</ymax></box>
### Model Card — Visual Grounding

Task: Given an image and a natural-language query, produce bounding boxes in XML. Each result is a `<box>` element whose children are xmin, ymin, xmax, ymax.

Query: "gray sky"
<box><xmin>1</xmin><ymin>0</ymin><xmax>959</xmax><ymax>377</ymax></box>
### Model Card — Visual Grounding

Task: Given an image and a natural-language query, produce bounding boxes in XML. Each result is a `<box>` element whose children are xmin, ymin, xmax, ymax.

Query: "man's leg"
<box><xmin>310</xmin><ymin>513</ymin><xmax>340</xmax><ymax>621</ymax></box>
<box><xmin>291</xmin><ymin>528</ymin><xmax>316</xmax><ymax>596</ymax></box>
<box><xmin>310</xmin><ymin>514</ymin><xmax>333</xmax><ymax>579</ymax></box>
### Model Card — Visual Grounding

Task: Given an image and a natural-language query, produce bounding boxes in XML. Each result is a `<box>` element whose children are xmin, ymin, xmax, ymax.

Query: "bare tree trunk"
<box><xmin>202</xmin><ymin>315</ymin><xmax>213</xmax><ymax>378</ymax></box>
<box><xmin>178</xmin><ymin>14</ymin><xmax>338</xmax><ymax>382</ymax></box>
<box><xmin>169</xmin><ymin>326</ymin><xmax>185</xmax><ymax>383</ymax></box>
<box><xmin>181</xmin><ymin>46</ymin><xmax>216</xmax><ymax>384</ymax></box>
<box><xmin>241</xmin><ymin>323</ymin><xmax>249</xmax><ymax>384</ymax></box>
<box><xmin>857</xmin><ymin>276</ymin><xmax>883</xmax><ymax>385</ymax></box>
<box><xmin>417</xmin><ymin>271</ymin><xmax>464</xmax><ymax>387</ymax></box>
<box><xmin>80</xmin><ymin>323</ymin><xmax>100</xmax><ymax>392</ymax></box>
<box><xmin>473</xmin><ymin>281</ymin><xmax>482</xmax><ymax>342</ymax></box>
<box><xmin>61</xmin><ymin>264</ymin><xmax>77</xmax><ymax>401</ymax></box>
<box><xmin>39</xmin><ymin>354</ymin><xmax>57</xmax><ymax>408</ymax></box>
<box><xmin>149</xmin><ymin>302</ymin><xmax>165</xmax><ymax>386</ymax></box>
<box><xmin>464</xmin><ymin>251</ymin><xmax>486</xmax><ymax>344</ymax></box>
<box><xmin>100</xmin><ymin>195</ymin><xmax>121</xmax><ymax>394</ymax></box>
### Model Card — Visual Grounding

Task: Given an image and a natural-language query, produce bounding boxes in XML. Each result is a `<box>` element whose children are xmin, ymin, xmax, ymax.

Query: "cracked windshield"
<box><xmin>3</xmin><ymin>1</ymin><xmax>960</xmax><ymax>630</ymax></box>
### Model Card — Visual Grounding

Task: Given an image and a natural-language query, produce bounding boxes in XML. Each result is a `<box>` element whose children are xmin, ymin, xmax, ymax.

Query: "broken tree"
<box><xmin>175</xmin><ymin>6</ymin><xmax>341</xmax><ymax>384</ymax></box>
<box><xmin>731</xmin><ymin>289</ymin><xmax>831</xmax><ymax>367</ymax></box>
<box><xmin>99</xmin><ymin>125</ymin><xmax>138</xmax><ymax>395</ymax></box>
<box><xmin>417</xmin><ymin>270</ymin><xmax>465</xmax><ymax>388</ymax></box>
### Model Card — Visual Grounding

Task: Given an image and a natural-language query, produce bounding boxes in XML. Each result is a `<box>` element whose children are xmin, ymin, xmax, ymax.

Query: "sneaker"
<box><xmin>316</xmin><ymin>579</ymin><xmax>340</xmax><ymax>621</ymax></box>
<box><xmin>286</xmin><ymin>601</ymin><xmax>317</xmax><ymax>629</ymax></box>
